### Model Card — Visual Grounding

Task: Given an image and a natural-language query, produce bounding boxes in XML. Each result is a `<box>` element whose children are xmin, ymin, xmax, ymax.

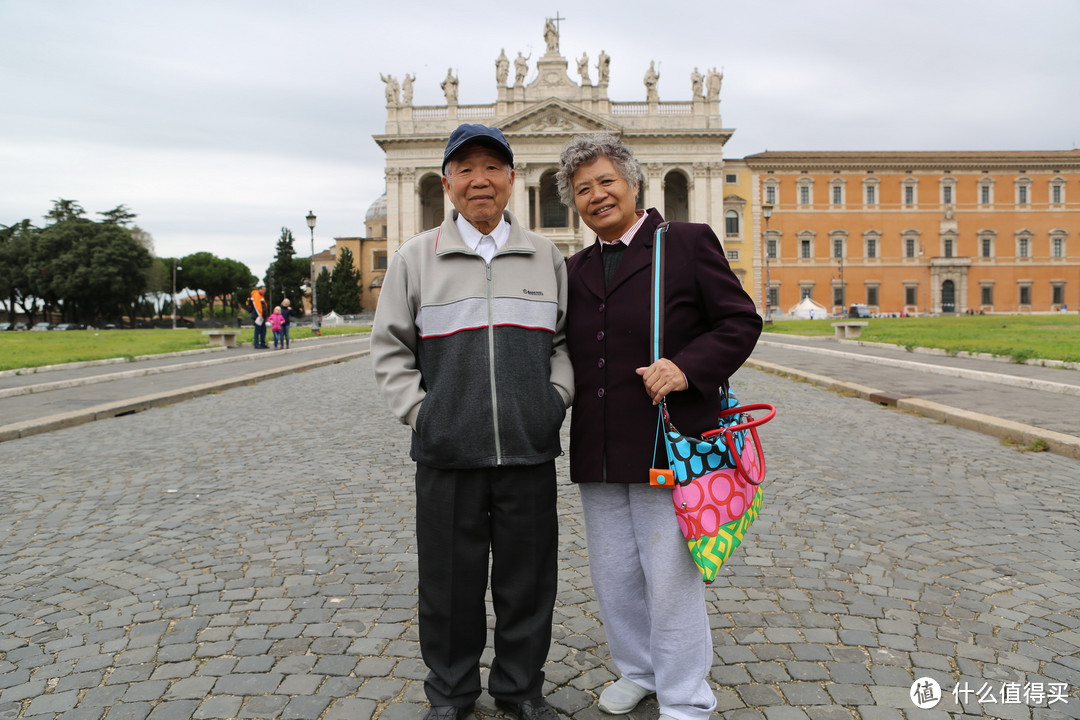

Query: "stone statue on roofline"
<box><xmin>496</xmin><ymin>49</ymin><xmax>509</xmax><ymax>87</ymax></box>
<box><xmin>380</xmin><ymin>73</ymin><xmax>399</xmax><ymax>105</ymax></box>
<box><xmin>644</xmin><ymin>61</ymin><xmax>659</xmax><ymax>102</ymax></box>
<box><xmin>597</xmin><ymin>50</ymin><xmax>610</xmax><ymax>85</ymax></box>
<box><xmin>441</xmin><ymin>68</ymin><xmax>458</xmax><ymax>104</ymax></box>
<box><xmin>544</xmin><ymin>17</ymin><xmax>559</xmax><ymax>54</ymax></box>
<box><xmin>706</xmin><ymin>67</ymin><xmax>723</xmax><ymax>102</ymax></box>
<box><xmin>401</xmin><ymin>74</ymin><xmax>415</xmax><ymax>106</ymax></box>
<box><xmin>691</xmin><ymin>67</ymin><xmax>703</xmax><ymax>100</ymax></box>
<box><xmin>577</xmin><ymin>52</ymin><xmax>591</xmax><ymax>86</ymax></box>
<box><xmin>514</xmin><ymin>52</ymin><xmax>530</xmax><ymax>87</ymax></box>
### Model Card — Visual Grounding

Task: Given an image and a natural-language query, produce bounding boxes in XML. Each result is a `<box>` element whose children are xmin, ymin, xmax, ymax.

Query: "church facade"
<box><xmin>371</xmin><ymin>20</ymin><xmax>747</xmax><ymax>284</ymax></box>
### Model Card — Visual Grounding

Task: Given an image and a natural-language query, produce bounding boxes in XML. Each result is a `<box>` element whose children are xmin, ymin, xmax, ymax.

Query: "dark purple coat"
<box><xmin>566</xmin><ymin>209</ymin><xmax>763</xmax><ymax>484</ymax></box>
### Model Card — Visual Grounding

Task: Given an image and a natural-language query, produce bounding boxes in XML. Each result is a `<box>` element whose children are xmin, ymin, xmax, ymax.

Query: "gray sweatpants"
<box><xmin>579</xmin><ymin>482</ymin><xmax>718</xmax><ymax>720</ymax></box>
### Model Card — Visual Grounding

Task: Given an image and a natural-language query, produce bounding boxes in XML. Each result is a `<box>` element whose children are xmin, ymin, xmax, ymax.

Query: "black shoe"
<box><xmin>496</xmin><ymin>698</ymin><xmax>558</xmax><ymax>720</ymax></box>
<box><xmin>424</xmin><ymin>704</ymin><xmax>473</xmax><ymax>720</ymax></box>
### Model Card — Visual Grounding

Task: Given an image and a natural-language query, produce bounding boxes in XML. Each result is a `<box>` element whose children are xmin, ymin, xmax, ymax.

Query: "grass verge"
<box><xmin>0</xmin><ymin>326</ymin><xmax>367</xmax><ymax>372</ymax></box>
<box><xmin>763</xmin><ymin>314</ymin><xmax>1080</xmax><ymax>364</ymax></box>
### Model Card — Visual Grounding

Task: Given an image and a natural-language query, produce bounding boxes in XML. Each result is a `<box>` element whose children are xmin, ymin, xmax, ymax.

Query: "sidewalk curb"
<box><xmin>0</xmin><ymin>350</ymin><xmax>370</xmax><ymax>444</ymax></box>
<box><xmin>745</xmin><ymin>358</ymin><xmax>1080</xmax><ymax>462</ymax></box>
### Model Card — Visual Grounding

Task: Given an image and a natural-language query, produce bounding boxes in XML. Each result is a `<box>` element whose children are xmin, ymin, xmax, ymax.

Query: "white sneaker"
<box><xmin>598</xmin><ymin>678</ymin><xmax>654</xmax><ymax>714</ymax></box>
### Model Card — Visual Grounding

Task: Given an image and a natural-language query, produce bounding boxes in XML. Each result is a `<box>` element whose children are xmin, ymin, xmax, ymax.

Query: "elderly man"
<box><xmin>372</xmin><ymin>124</ymin><xmax>572</xmax><ymax>720</ymax></box>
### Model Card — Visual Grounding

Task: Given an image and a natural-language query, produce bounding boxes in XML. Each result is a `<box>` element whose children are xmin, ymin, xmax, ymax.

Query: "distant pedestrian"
<box><xmin>249</xmin><ymin>285</ymin><xmax>269</xmax><ymax>348</ymax></box>
<box><xmin>311</xmin><ymin>312</ymin><xmax>322</xmax><ymax>336</ymax></box>
<box><xmin>280</xmin><ymin>299</ymin><xmax>293</xmax><ymax>348</ymax></box>
<box><xmin>268</xmin><ymin>306</ymin><xmax>285</xmax><ymax>349</ymax></box>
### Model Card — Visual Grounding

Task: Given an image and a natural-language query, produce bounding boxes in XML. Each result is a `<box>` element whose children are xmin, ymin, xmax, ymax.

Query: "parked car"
<box><xmin>848</xmin><ymin>304</ymin><xmax>872</xmax><ymax>319</ymax></box>
<box><xmin>30</xmin><ymin>322</ymin><xmax>54</xmax><ymax>331</ymax></box>
<box><xmin>53</xmin><ymin>323</ymin><xmax>86</xmax><ymax>331</ymax></box>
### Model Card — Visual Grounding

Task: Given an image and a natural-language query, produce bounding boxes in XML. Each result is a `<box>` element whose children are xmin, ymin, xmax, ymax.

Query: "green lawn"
<box><xmin>764</xmin><ymin>314</ymin><xmax>1080</xmax><ymax>363</ymax></box>
<box><xmin>0</xmin><ymin>326</ymin><xmax>368</xmax><ymax>372</ymax></box>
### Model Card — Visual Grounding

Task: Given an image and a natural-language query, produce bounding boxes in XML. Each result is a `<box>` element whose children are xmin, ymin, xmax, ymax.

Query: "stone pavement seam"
<box><xmin>0</xmin><ymin>349</ymin><xmax>370</xmax><ymax>444</ymax></box>
<box><xmin>745</xmin><ymin>358</ymin><xmax>1080</xmax><ymax>462</ymax></box>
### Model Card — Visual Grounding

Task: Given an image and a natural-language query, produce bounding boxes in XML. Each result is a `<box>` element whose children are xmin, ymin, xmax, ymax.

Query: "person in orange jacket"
<box><xmin>249</xmin><ymin>285</ymin><xmax>269</xmax><ymax>348</ymax></box>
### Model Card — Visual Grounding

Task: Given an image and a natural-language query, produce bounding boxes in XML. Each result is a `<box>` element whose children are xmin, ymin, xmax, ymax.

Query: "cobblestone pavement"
<box><xmin>1</xmin><ymin>357</ymin><xmax>1078</xmax><ymax>720</ymax></box>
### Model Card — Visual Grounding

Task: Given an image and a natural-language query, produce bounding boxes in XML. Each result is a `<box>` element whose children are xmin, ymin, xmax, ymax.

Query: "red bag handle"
<box><xmin>701</xmin><ymin>403</ymin><xmax>776</xmax><ymax>486</ymax></box>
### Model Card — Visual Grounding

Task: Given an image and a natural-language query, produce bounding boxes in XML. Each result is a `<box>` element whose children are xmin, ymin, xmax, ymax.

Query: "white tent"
<box><xmin>322</xmin><ymin>311</ymin><xmax>344</xmax><ymax>325</ymax></box>
<box><xmin>787</xmin><ymin>297</ymin><xmax>829</xmax><ymax>320</ymax></box>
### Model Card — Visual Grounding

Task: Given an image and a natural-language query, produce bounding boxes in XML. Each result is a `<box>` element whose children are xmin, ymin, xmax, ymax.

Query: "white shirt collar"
<box><xmin>455</xmin><ymin>212</ymin><xmax>510</xmax><ymax>262</ymax></box>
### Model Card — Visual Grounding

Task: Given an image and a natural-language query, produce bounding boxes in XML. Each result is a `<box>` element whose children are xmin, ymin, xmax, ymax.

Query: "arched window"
<box><xmin>725</xmin><ymin>210</ymin><xmax>740</xmax><ymax>236</ymax></box>
<box><xmin>539</xmin><ymin>170</ymin><xmax>568</xmax><ymax>228</ymax></box>
<box><xmin>664</xmin><ymin>171</ymin><xmax>689</xmax><ymax>222</ymax></box>
<box><xmin>420</xmin><ymin>175</ymin><xmax>444</xmax><ymax>231</ymax></box>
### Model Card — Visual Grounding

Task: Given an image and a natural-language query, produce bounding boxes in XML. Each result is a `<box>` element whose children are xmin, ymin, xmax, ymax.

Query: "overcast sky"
<box><xmin>2</xmin><ymin>0</ymin><xmax>1078</xmax><ymax>276</ymax></box>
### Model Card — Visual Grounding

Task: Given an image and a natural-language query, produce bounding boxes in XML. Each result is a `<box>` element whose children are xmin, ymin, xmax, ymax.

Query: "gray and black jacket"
<box><xmin>372</xmin><ymin>210</ymin><xmax>574</xmax><ymax>469</ymax></box>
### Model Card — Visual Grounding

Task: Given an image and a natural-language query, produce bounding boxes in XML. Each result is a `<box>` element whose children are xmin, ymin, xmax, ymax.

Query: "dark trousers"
<box><xmin>415</xmin><ymin>461</ymin><xmax>558</xmax><ymax>707</ymax></box>
<box><xmin>253</xmin><ymin>322</ymin><xmax>267</xmax><ymax>347</ymax></box>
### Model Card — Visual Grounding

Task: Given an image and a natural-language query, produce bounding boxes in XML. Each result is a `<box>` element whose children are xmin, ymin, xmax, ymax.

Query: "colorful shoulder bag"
<box><xmin>649</xmin><ymin>222</ymin><xmax>776</xmax><ymax>583</ymax></box>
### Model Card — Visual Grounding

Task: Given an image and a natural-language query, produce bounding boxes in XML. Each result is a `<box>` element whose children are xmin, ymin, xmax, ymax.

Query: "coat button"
<box><xmin>599</xmin><ymin>303</ymin><xmax>605</xmax><ymax>312</ymax></box>
<box><xmin>598</xmin><ymin>358</ymin><xmax>605</xmax><ymax>368</ymax></box>
<box><xmin>596</xmin><ymin>331</ymin><xmax>604</xmax><ymax>341</ymax></box>
<box><xmin>597</xmin><ymin>388</ymin><xmax>605</xmax><ymax>398</ymax></box>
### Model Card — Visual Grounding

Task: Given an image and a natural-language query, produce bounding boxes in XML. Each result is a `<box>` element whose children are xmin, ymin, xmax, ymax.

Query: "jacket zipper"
<box><xmin>486</xmin><ymin>259</ymin><xmax>502</xmax><ymax>465</ymax></box>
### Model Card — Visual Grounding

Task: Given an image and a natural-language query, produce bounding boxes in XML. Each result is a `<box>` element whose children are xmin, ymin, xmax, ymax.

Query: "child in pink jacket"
<box><xmin>268</xmin><ymin>306</ymin><xmax>285</xmax><ymax>349</ymax></box>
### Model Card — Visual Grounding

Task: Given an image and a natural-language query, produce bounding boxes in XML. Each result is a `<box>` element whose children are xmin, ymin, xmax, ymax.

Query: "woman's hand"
<box><xmin>635</xmin><ymin>358</ymin><xmax>687</xmax><ymax>405</ymax></box>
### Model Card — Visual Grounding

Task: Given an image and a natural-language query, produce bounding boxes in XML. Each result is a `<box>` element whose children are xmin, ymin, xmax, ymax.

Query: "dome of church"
<box><xmin>366</xmin><ymin>193</ymin><xmax>387</xmax><ymax>221</ymax></box>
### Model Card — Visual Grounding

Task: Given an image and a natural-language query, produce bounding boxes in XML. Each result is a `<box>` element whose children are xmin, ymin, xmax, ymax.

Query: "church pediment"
<box><xmin>501</xmin><ymin>100</ymin><xmax>619</xmax><ymax>135</ymax></box>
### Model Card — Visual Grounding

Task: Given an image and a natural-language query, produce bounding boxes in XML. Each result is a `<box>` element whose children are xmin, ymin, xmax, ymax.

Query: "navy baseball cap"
<box><xmin>442</xmin><ymin>124</ymin><xmax>514</xmax><ymax>172</ymax></box>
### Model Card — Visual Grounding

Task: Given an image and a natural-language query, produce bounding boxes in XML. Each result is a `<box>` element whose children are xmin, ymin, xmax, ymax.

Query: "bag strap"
<box><xmin>649</xmin><ymin>222</ymin><xmax>670</xmax><ymax>365</ymax></box>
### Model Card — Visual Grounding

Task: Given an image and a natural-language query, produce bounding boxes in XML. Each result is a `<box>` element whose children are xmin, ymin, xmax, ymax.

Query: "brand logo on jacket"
<box><xmin>523</xmin><ymin>289</ymin><xmax>544</xmax><ymax>296</ymax></box>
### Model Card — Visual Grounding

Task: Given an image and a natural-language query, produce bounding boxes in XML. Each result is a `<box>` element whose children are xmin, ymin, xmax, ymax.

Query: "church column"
<box><xmin>512</xmin><ymin>163</ymin><xmax>530</xmax><ymax>227</ymax></box>
<box><xmin>385</xmin><ymin>168</ymin><xmax>403</xmax><ymax>256</ymax></box>
<box><xmin>399</xmin><ymin>168</ymin><xmax>417</xmax><ymax>246</ymax></box>
<box><xmin>709</xmin><ymin>162</ymin><xmax>725</xmax><ymax>229</ymax></box>
<box><xmin>692</xmin><ymin>162</ymin><xmax>709</xmax><ymax>226</ymax></box>
<box><xmin>646</xmin><ymin>163</ymin><xmax>663</xmax><ymax>211</ymax></box>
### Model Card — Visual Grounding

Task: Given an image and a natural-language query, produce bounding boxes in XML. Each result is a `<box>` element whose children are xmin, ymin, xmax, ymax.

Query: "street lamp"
<box><xmin>172</xmin><ymin>260</ymin><xmax>182</xmax><ymax>330</ymax></box>
<box><xmin>761</xmin><ymin>203</ymin><xmax>773</xmax><ymax>321</ymax></box>
<box><xmin>306</xmin><ymin>210</ymin><xmax>317</xmax><ymax>320</ymax></box>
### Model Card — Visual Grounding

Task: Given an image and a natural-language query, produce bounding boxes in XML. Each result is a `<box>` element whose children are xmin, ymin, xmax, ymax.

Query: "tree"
<box><xmin>266</xmin><ymin>227</ymin><xmax>307</xmax><ymax>317</ymax></box>
<box><xmin>44</xmin><ymin>198</ymin><xmax>86</xmax><ymax>225</ymax></box>
<box><xmin>0</xmin><ymin>220</ymin><xmax>36</xmax><ymax>324</ymax></box>
<box><xmin>98</xmin><ymin>205</ymin><xmax>137</xmax><ymax>226</ymax></box>
<box><xmin>329</xmin><ymin>246</ymin><xmax>362</xmax><ymax>314</ymax></box>
<box><xmin>35</xmin><ymin>217</ymin><xmax>153</xmax><ymax>325</ymax></box>
<box><xmin>180</xmin><ymin>252</ymin><xmax>250</xmax><ymax>325</ymax></box>
<box><xmin>315</xmin><ymin>267</ymin><xmax>331</xmax><ymax>317</ymax></box>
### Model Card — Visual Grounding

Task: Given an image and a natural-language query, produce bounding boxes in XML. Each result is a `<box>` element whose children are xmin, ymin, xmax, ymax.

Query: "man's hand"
<box><xmin>635</xmin><ymin>358</ymin><xmax>687</xmax><ymax>405</ymax></box>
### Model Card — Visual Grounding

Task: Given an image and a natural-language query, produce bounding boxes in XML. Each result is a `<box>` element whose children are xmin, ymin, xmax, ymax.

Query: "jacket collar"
<box><xmin>580</xmin><ymin>208</ymin><xmax>664</xmax><ymax>299</ymax></box>
<box><xmin>436</xmin><ymin>210</ymin><xmax>536</xmax><ymax>257</ymax></box>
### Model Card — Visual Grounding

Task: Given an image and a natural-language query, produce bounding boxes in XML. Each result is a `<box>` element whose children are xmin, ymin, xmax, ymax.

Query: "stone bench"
<box><xmin>831</xmin><ymin>321</ymin><xmax>868</xmax><ymax>339</ymax></box>
<box><xmin>202</xmin><ymin>330</ymin><xmax>241</xmax><ymax>348</ymax></box>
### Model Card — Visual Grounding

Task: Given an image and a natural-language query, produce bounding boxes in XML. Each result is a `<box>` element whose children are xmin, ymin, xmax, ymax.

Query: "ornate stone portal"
<box><xmin>373</xmin><ymin>19</ymin><xmax>732</xmax><ymax>259</ymax></box>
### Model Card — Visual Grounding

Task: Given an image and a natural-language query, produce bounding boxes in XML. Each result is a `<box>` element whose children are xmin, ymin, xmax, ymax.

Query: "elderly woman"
<box><xmin>557</xmin><ymin>133</ymin><xmax>762</xmax><ymax>720</ymax></box>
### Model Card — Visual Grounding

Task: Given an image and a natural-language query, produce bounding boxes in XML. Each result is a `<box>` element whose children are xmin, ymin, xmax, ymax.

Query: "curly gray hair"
<box><xmin>555</xmin><ymin>133</ymin><xmax>644</xmax><ymax>207</ymax></box>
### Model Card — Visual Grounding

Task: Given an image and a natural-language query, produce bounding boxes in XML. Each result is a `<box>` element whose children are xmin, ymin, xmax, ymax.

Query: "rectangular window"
<box><xmin>766</xmin><ymin>239</ymin><xmax>777</xmax><ymax>259</ymax></box>
<box><xmin>833</xmin><ymin>286</ymin><xmax>844</xmax><ymax>306</ymax></box>
<box><xmin>1053</xmin><ymin>284</ymin><xmax>1065</xmax><ymax>305</ymax></box>
<box><xmin>1052</xmin><ymin>185</ymin><xmax>1062</xmax><ymax>204</ymax></box>
<box><xmin>905</xmin><ymin>238</ymin><xmax>917</xmax><ymax>259</ymax></box>
<box><xmin>867</xmin><ymin>238</ymin><xmax>877</xmax><ymax>259</ymax></box>
<box><xmin>832</xmin><ymin>239</ymin><xmax>843</xmax><ymax>259</ymax></box>
<box><xmin>1018</xmin><ymin>186</ymin><xmax>1028</xmax><ymax>205</ymax></box>
<box><xmin>800</xmin><ymin>186</ymin><xmax>811</xmax><ymax>205</ymax></box>
<box><xmin>374</xmin><ymin>251</ymin><xmax>388</xmax><ymax>270</ymax></box>
<box><xmin>1018</xmin><ymin>238</ymin><xmax>1029</xmax><ymax>258</ymax></box>
<box><xmin>981</xmin><ymin>286</ymin><xmax>994</xmax><ymax>305</ymax></box>
<box><xmin>1053</xmin><ymin>238</ymin><xmax>1063</xmax><ymax>258</ymax></box>
<box><xmin>832</xmin><ymin>186</ymin><xmax>842</xmax><ymax>205</ymax></box>
<box><xmin>726</xmin><ymin>174</ymin><xmax>738</xmax><ymax>183</ymax></box>
<box><xmin>866</xmin><ymin>185</ymin><xmax>876</xmax><ymax>205</ymax></box>
<box><xmin>867</xmin><ymin>286</ymin><xmax>879</xmax><ymax>306</ymax></box>
<box><xmin>1019</xmin><ymin>285</ymin><xmax>1032</xmax><ymax>305</ymax></box>
<box><xmin>765</xmin><ymin>185</ymin><xmax>776</xmax><ymax>204</ymax></box>
<box><xmin>767</xmin><ymin>286</ymin><xmax>779</xmax><ymax>308</ymax></box>
<box><xmin>725</xmin><ymin>213</ymin><xmax>739</xmax><ymax>235</ymax></box>
<box><xmin>905</xmin><ymin>286</ymin><xmax>917</xmax><ymax>306</ymax></box>
<box><xmin>801</xmin><ymin>287</ymin><xmax>812</xmax><ymax>300</ymax></box>
<box><xmin>981</xmin><ymin>185</ymin><xmax>991</xmax><ymax>204</ymax></box>
<box><xmin>943</xmin><ymin>186</ymin><xmax>953</xmax><ymax>204</ymax></box>
<box><xmin>944</xmin><ymin>239</ymin><xmax>954</xmax><ymax>259</ymax></box>
<box><xmin>726</xmin><ymin>250</ymin><xmax>740</xmax><ymax>261</ymax></box>
<box><xmin>981</xmin><ymin>238</ymin><xmax>992</xmax><ymax>258</ymax></box>
<box><xmin>801</xmin><ymin>239</ymin><xmax>812</xmax><ymax>259</ymax></box>
<box><xmin>904</xmin><ymin>185</ymin><xmax>914</xmax><ymax>205</ymax></box>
